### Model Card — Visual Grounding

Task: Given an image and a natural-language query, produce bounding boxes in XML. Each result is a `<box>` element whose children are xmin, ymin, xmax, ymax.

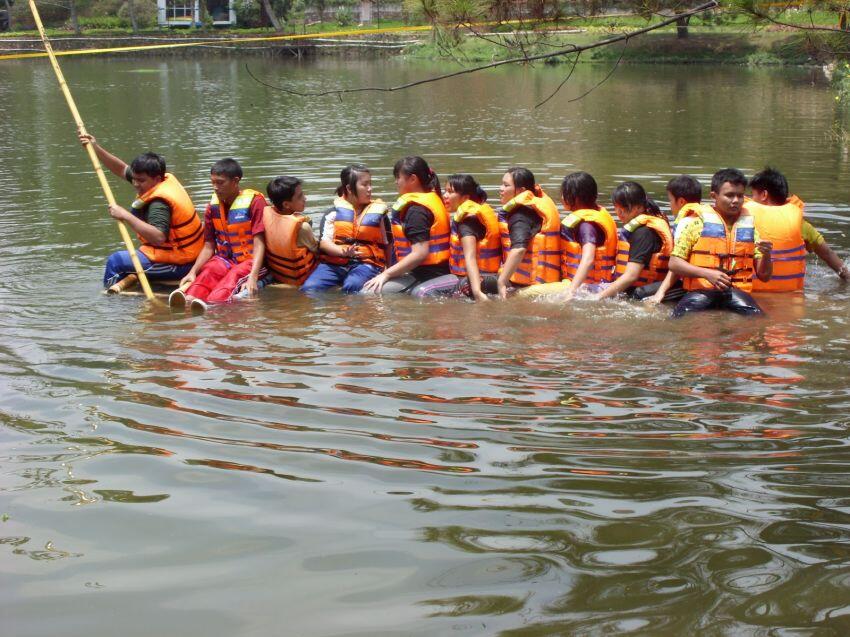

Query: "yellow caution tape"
<box><xmin>0</xmin><ymin>17</ymin><xmax>559</xmax><ymax>62</ymax></box>
<box><xmin>0</xmin><ymin>24</ymin><xmax>436</xmax><ymax>61</ymax></box>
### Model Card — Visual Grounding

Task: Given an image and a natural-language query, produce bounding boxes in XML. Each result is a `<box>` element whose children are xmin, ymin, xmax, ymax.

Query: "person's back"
<box><xmin>559</xmin><ymin>171</ymin><xmax>618</xmax><ymax>299</ymax></box>
<box><xmin>748</xmin><ymin>167</ymin><xmax>848</xmax><ymax>289</ymax></box>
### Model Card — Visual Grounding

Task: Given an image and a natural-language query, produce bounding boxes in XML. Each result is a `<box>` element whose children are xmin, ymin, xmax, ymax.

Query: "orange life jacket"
<box><xmin>614</xmin><ymin>214</ymin><xmax>674</xmax><ymax>287</ymax></box>
<box><xmin>449</xmin><ymin>200</ymin><xmax>502</xmax><ymax>277</ymax></box>
<box><xmin>210</xmin><ymin>189</ymin><xmax>263</xmax><ymax>264</ymax></box>
<box><xmin>390</xmin><ymin>192</ymin><xmax>451</xmax><ymax>266</ymax></box>
<box><xmin>497</xmin><ymin>188</ymin><xmax>562</xmax><ymax>285</ymax></box>
<box><xmin>684</xmin><ymin>205</ymin><xmax>757</xmax><ymax>292</ymax></box>
<box><xmin>561</xmin><ymin>207</ymin><xmax>618</xmax><ymax>284</ymax></box>
<box><xmin>747</xmin><ymin>196</ymin><xmax>806</xmax><ymax>292</ymax></box>
<box><xmin>131</xmin><ymin>173</ymin><xmax>203</xmax><ymax>265</ymax></box>
<box><xmin>262</xmin><ymin>207</ymin><xmax>317</xmax><ymax>285</ymax></box>
<box><xmin>321</xmin><ymin>198</ymin><xmax>390</xmax><ymax>269</ymax></box>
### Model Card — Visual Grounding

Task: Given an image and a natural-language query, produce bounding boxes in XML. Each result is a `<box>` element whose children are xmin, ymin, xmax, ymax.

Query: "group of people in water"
<box><xmin>81</xmin><ymin>133</ymin><xmax>850</xmax><ymax>318</ymax></box>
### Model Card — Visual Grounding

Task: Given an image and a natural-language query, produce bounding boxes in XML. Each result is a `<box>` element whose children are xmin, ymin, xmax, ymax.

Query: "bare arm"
<box><xmin>497</xmin><ymin>247</ymin><xmax>526</xmax><ymax>299</ymax></box>
<box><xmin>669</xmin><ymin>255</ymin><xmax>731</xmax><ymax>290</ymax></box>
<box><xmin>79</xmin><ymin>133</ymin><xmax>128</xmax><ymax>180</ymax></box>
<box><xmin>320</xmin><ymin>238</ymin><xmax>355</xmax><ymax>259</ymax></box>
<box><xmin>595</xmin><ymin>261</ymin><xmax>642</xmax><ymax>300</ymax></box>
<box><xmin>813</xmin><ymin>241</ymin><xmax>849</xmax><ymax>279</ymax></box>
<box><xmin>241</xmin><ymin>234</ymin><xmax>266</xmax><ymax>296</ymax></box>
<box><xmin>754</xmin><ymin>240</ymin><xmax>772</xmax><ymax>282</ymax></box>
<box><xmin>564</xmin><ymin>242</ymin><xmax>597</xmax><ymax>299</ymax></box>
<box><xmin>362</xmin><ymin>241</ymin><xmax>429</xmax><ymax>293</ymax></box>
<box><xmin>646</xmin><ymin>270</ymin><xmax>679</xmax><ymax>304</ymax></box>
<box><xmin>107</xmin><ymin>204</ymin><xmax>167</xmax><ymax>245</ymax></box>
<box><xmin>181</xmin><ymin>241</ymin><xmax>214</xmax><ymax>286</ymax></box>
<box><xmin>461</xmin><ymin>234</ymin><xmax>488</xmax><ymax>302</ymax></box>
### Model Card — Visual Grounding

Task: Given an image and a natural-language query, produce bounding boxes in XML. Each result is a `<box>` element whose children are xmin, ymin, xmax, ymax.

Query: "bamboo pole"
<box><xmin>28</xmin><ymin>0</ymin><xmax>157</xmax><ymax>302</ymax></box>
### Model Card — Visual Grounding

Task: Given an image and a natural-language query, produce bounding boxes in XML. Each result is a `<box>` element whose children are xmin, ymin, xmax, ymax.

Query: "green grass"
<box><xmin>0</xmin><ymin>19</ymin><xmax>416</xmax><ymax>39</ymax></box>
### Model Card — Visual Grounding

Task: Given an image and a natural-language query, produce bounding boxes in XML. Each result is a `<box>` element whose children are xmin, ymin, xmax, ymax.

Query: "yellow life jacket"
<box><xmin>262</xmin><ymin>208</ymin><xmax>317</xmax><ymax>285</ymax></box>
<box><xmin>390</xmin><ymin>192</ymin><xmax>451</xmax><ymax>266</ymax></box>
<box><xmin>131</xmin><ymin>173</ymin><xmax>203</xmax><ymax>265</ymax></box>
<box><xmin>497</xmin><ymin>188</ymin><xmax>562</xmax><ymax>285</ymax></box>
<box><xmin>449</xmin><ymin>200</ymin><xmax>502</xmax><ymax>277</ymax></box>
<box><xmin>684</xmin><ymin>205</ymin><xmax>756</xmax><ymax>292</ymax></box>
<box><xmin>672</xmin><ymin>202</ymin><xmax>703</xmax><ymax>239</ymax></box>
<box><xmin>561</xmin><ymin>207</ymin><xmax>618</xmax><ymax>284</ymax></box>
<box><xmin>614</xmin><ymin>214</ymin><xmax>674</xmax><ymax>287</ymax></box>
<box><xmin>747</xmin><ymin>196</ymin><xmax>806</xmax><ymax>292</ymax></box>
<box><xmin>321</xmin><ymin>198</ymin><xmax>390</xmax><ymax>269</ymax></box>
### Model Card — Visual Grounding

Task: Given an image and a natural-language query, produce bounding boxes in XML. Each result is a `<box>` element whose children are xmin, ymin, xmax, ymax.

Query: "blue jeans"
<box><xmin>103</xmin><ymin>250</ymin><xmax>193</xmax><ymax>288</ymax></box>
<box><xmin>301</xmin><ymin>262</ymin><xmax>382</xmax><ymax>294</ymax></box>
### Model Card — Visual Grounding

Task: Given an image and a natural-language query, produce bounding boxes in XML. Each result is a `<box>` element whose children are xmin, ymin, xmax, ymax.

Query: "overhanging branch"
<box><xmin>246</xmin><ymin>1</ymin><xmax>719</xmax><ymax>98</ymax></box>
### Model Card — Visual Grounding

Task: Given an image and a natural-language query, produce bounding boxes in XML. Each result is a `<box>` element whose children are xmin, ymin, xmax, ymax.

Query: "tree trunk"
<box><xmin>676</xmin><ymin>14</ymin><xmax>690</xmax><ymax>39</ymax></box>
<box><xmin>3</xmin><ymin>0</ymin><xmax>12</xmax><ymax>31</ymax></box>
<box><xmin>68</xmin><ymin>0</ymin><xmax>81</xmax><ymax>34</ymax></box>
<box><xmin>128</xmin><ymin>0</ymin><xmax>139</xmax><ymax>32</ymax></box>
<box><xmin>198</xmin><ymin>0</ymin><xmax>207</xmax><ymax>26</ymax></box>
<box><xmin>260</xmin><ymin>0</ymin><xmax>283</xmax><ymax>31</ymax></box>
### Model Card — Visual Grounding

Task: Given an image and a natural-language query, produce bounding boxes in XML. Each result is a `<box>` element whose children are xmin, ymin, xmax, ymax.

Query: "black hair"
<box><xmin>611</xmin><ymin>181</ymin><xmax>648</xmax><ymax>211</ymax></box>
<box><xmin>666</xmin><ymin>175</ymin><xmax>702</xmax><ymax>203</ymax></box>
<box><xmin>446</xmin><ymin>173</ymin><xmax>487</xmax><ymax>204</ymax></box>
<box><xmin>266</xmin><ymin>175</ymin><xmax>302</xmax><ymax>209</ymax></box>
<box><xmin>210</xmin><ymin>158</ymin><xmax>243</xmax><ymax>179</ymax></box>
<box><xmin>711</xmin><ymin>168</ymin><xmax>747</xmax><ymax>193</ymax></box>
<box><xmin>129</xmin><ymin>152</ymin><xmax>166</xmax><ymax>180</ymax></box>
<box><xmin>393</xmin><ymin>156</ymin><xmax>441</xmax><ymax>198</ymax></box>
<box><xmin>749</xmin><ymin>167</ymin><xmax>788</xmax><ymax>204</ymax></box>
<box><xmin>612</xmin><ymin>181</ymin><xmax>668</xmax><ymax>225</ymax></box>
<box><xmin>505</xmin><ymin>166</ymin><xmax>536</xmax><ymax>192</ymax></box>
<box><xmin>561</xmin><ymin>171</ymin><xmax>598</xmax><ymax>209</ymax></box>
<box><xmin>336</xmin><ymin>164</ymin><xmax>370</xmax><ymax>198</ymax></box>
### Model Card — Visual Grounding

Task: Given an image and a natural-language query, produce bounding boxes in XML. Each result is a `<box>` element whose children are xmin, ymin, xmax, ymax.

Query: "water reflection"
<box><xmin>2</xmin><ymin>57</ymin><xmax>850</xmax><ymax>635</ymax></box>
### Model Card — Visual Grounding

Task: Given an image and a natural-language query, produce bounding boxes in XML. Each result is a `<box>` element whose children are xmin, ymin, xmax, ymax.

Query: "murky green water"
<box><xmin>2</xmin><ymin>56</ymin><xmax>850</xmax><ymax>636</ymax></box>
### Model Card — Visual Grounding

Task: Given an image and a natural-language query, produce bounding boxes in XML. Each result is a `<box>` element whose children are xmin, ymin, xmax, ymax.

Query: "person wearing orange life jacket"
<box><xmin>495</xmin><ymin>167</ymin><xmax>562</xmax><ymax>299</ymax></box>
<box><xmin>362</xmin><ymin>156</ymin><xmax>451</xmax><ymax>296</ymax></box>
<box><xmin>301</xmin><ymin>165</ymin><xmax>391</xmax><ymax>294</ymax></box>
<box><xmin>79</xmin><ymin>133</ymin><xmax>204</xmax><ymax>289</ymax></box>
<box><xmin>170</xmin><ymin>158</ymin><xmax>267</xmax><ymax>313</ymax></box>
<box><xmin>416</xmin><ymin>174</ymin><xmax>501</xmax><ymax>301</ymax></box>
<box><xmin>747</xmin><ymin>167</ymin><xmax>848</xmax><ymax>290</ymax></box>
<box><xmin>642</xmin><ymin>175</ymin><xmax>704</xmax><ymax>305</ymax></box>
<box><xmin>558</xmin><ymin>171</ymin><xmax>618</xmax><ymax>301</ymax></box>
<box><xmin>595</xmin><ymin>181</ymin><xmax>674</xmax><ymax>301</ymax></box>
<box><xmin>669</xmin><ymin>168</ymin><xmax>773</xmax><ymax>318</ymax></box>
<box><xmin>241</xmin><ymin>175</ymin><xmax>318</xmax><ymax>295</ymax></box>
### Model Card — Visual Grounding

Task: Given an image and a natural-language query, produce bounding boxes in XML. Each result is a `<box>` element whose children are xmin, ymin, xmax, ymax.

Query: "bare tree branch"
<box><xmin>246</xmin><ymin>1</ymin><xmax>719</xmax><ymax>98</ymax></box>
<box><xmin>568</xmin><ymin>40</ymin><xmax>629</xmax><ymax>103</ymax></box>
<box><xmin>535</xmin><ymin>51</ymin><xmax>582</xmax><ymax>108</ymax></box>
<box><xmin>738</xmin><ymin>2</ymin><xmax>848</xmax><ymax>33</ymax></box>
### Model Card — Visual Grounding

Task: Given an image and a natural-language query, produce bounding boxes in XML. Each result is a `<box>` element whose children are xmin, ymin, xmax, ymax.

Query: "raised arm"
<box><xmin>78</xmin><ymin>133</ymin><xmax>128</xmax><ymax>180</ymax></box>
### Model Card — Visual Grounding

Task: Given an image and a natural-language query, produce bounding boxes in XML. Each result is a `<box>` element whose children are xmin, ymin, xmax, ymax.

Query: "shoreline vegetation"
<box><xmin>3</xmin><ymin>7</ymin><xmax>850</xmax><ymax>70</ymax></box>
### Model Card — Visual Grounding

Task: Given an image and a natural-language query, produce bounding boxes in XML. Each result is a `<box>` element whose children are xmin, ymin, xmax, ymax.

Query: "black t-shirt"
<box><xmin>507</xmin><ymin>206</ymin><xmax>542</xmax><ymax>249</ymax></box>
<box><xmin>403</xmin><ymin>204</ymin><xmax>434</xmax><ymax>245</ymax></box>
<box><xmin>627</xmin><ymin>225</ymin><xmax>663</xmax><ymax>266</ymax></box>
<box><xmin>404</xmin><ymin>203</ymin><xmax>449</xmax><ymax>280</ymax></box>
<box><xmin>458</xmin><ymin>217</ymin><xmax>486</xmax><ymax>241</ymax></box>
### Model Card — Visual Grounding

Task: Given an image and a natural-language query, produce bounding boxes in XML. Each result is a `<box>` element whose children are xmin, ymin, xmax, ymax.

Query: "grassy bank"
<box><xmin>405</xmin><ymin>27</ymin><xmax>849</xmax><ymax>67</ymax></box>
